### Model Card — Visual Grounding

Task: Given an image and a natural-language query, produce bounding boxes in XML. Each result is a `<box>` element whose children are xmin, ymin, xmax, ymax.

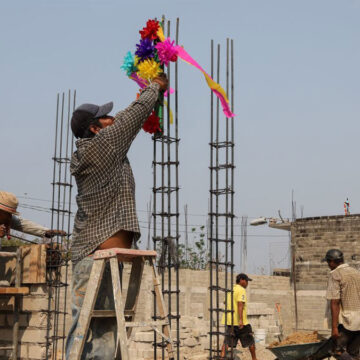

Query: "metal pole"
<box><xmin>215</xmin><ymin>43</ymin><xmax>220</xmax><ymax>356</ymax></box>
<box><xmin>230</xmin><ymin>38</ymin><xmax>235</xmax><ymax>360</ymax></box>
<box><xmin>175</xmin><ymin>18</ymin><xmax>180</xmax><ymax>359</ymax></box>
<box><xmin>209</xmin><ymin>39</ymin><xmax>214</xmax><ymax>359</ymax></box>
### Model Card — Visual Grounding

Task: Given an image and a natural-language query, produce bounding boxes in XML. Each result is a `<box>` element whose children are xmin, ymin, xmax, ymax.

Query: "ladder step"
<box><xmin>0</xmin><ymin>346</ymin><xmax>13</xmax><ymax>350</ymax></box>
<box><xmin>93</xmin><ymin>248</ymin><xmax>157</xmax><ymax>261</ymax></box>
<box><xmin>0</xmin><ymin>287</ymin><xmax>29</xmax><ymax>295</ymax></box>
<box><xmin>0</xmin><ymin>252</ymin><xmax>16</xmax><ymax>258</ymax></box>
<box><xmin>91</xmin><ymin>311</ymin><xmax>169</xmax><ymax>328</ymax></box>
<box><xmin>92</xmin><ymin>310</ymin><xmax>116</xmax><ymax>317</ymax></box>
<box><xmin>91</xmin><ymin>310</ymin><xmax>140</xmax><ymax>318</ymax></box>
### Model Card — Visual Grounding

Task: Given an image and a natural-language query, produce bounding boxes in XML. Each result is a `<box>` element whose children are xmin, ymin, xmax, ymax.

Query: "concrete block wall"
<box><xmin>292</xmin><ymin>215</ymin><xmax>360</xmax><ymax>290</ymax></box>
<box><xmin>247</xmin><ymin>275</ymin><xmax>295</xmax><ymax>335</ymax></box>
<box><xmin>1</xmin><ymin>263</ymin><xmax>333</xmax><ymax>359</ymax></box>
<box><xmin>0</xmin><ymin>284</ymin><xmax>54</xmax><ymax>360</ymax></box>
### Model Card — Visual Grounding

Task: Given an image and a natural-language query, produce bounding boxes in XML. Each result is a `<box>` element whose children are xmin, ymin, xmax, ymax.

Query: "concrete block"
<box><xmin>183</xmin><ymin>337</ymin><xmax>198</xmax><ymax>347</ymax></box>
<box><xmin>133</xmin><ymin>331</ymin><xmax>154</xmax><ymax>343</ymax></box>
<box><xmin>22</xmin><ymin>296</ymin><xmax>49</xmax><ymax>311</ymax></box>
<box><xmin>20</xmin><ymin>328</ymin><xmax>48</xmax><ymax>343</ymax></box>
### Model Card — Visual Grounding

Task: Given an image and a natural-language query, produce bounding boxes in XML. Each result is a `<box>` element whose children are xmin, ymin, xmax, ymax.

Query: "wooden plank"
<box><xmin>92</xmin><ymin>310</ymin><xmax>116</xmax><ymax>318</ymax></box>
<box><xmin>150</xmin><ymin>258</ymin><xmax>175</xmax><ymax>360</ymax></box>
<box><xmin>110</xmin><ymin>257</ymin><xmax>129</xmax><ymax>360</ymax></box>
<box><xmin>125</xmin><ymin>320</ymin><xmax>169</xmax><ymax>328</ymax></box>
<box><xmin>22</xmin><ymin>245</ymin><xmax>46</xmax><ymax>284</ymax></box>
<box><xmin>0</xmin><ymin>287</ymin><xmax>29</xmax><ymax>295</ymax></box>
<box><xmin>94</xmin><ymin>248</ymin><xmax>157</xmax><ymax>261</ymax></box>
<box><xmin>0</xmin><ymin>252</ymin><xmax>16</xmax><ymax>285</ymax></box>
<box><xmin>124</xmin><ymin>257</ymin><xmax>144</xmax><ymax>337</ymax></box>
<box><xmin>0</xmin><ymin>252</ymin><xmax>16</xmax><ymax>258</ymax></box>
<box><xmin>92</xmin><ymin>309</ymin><xmax>135</xmax><ymax>317</ymax></box>
<box><xmin>69</xmin><ymin>259</ymin><xmax>105</xmax><ymax>360</ymax></box>
<box><xmin>0</xmin><ymin>245</ymin><xmax>47</xmax><ymax>285</ymax></box>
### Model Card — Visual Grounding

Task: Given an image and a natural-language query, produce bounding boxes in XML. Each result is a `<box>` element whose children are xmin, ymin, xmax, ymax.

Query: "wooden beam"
<box><xmin>0</xmin><ymin>287</ymin><xmax>29</xmax><ymax>295</ymax></box>
<box><xmin>93</xmin><ymin>248</ymin><xmax>157</xmax><ymax>261</ymax></box>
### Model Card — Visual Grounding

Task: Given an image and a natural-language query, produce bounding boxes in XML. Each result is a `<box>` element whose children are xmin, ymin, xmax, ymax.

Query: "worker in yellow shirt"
<box><xmin>220</xmin><ymin>273</ymin><xmax>258</xmax><ymax>360</ymax></box>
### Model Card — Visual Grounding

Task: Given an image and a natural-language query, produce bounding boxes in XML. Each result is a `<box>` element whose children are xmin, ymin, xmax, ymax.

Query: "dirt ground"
<box><xmin>234</xmin><ymin>344</ymin><xmax>276</xmax><ymax>360</ymax></box>
<box><xmin>233</xmin><ymin>344</ymin><xmax>336</xmax><ymax>360</ymax></box>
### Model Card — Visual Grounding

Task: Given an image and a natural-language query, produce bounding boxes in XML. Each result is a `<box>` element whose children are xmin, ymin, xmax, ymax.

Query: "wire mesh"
<box><xmin>152</xmin><ymin>16</ymin><xmax>181</xmax><ymax>360</ymax></box>
<box><xmin>46</xmin><ymin>90</ymin><xmax>76</xmax><ymax>359</ymax></box>
<box><xmin>208</xmin><ymin>39</ymin><xmax>235</xmax><ymax>360</ymax></box>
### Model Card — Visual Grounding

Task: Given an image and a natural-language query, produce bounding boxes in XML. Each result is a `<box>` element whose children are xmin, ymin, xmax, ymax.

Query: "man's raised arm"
<box><xmin>103</xmin><ymin>76</ymin><xmax>168</xmax><ymax>159</ymax></box>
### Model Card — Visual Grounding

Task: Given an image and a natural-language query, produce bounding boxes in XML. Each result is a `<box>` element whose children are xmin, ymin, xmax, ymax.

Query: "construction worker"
<box><xmin>344</xmin><ymin>198</ymin><xmax>350</xmax><ymax>216</ymax></box>
<box><xmin>220</xmin><ymin>273</ymin><xmax>258</xmax><ymax>360</ymax></box>
<box><xmin>324</xmin><ymin>249</ymin><xmax>360</xmax><ymax>360</ymax></box>
<box><xmin>65</xmin><ymin>75</ymin><xmax>168</xmax><ymax>359</ymax></box>
<box><xmin>0</xmin><ymin>190</ymin><xmax>64</xmax><ymax>240</ymax></box>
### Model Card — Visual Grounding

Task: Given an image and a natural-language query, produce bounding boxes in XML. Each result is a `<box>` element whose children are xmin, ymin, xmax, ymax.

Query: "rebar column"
<box><xmin>152</xmin><ymin>17</ymin><xmax>181</xmax><ymax>360</ymax></box>
<box><xmin>208</xmin><ymin>39</ymin><xmax>235</xmax><ymax>360</ymax></box>
<box><xmin>46</xmin><ymin>90</ymin><xmax>76</xmax><ymax>359</ymax></box>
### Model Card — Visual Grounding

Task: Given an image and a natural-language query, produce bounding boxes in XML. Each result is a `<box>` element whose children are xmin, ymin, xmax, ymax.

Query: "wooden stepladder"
<box><xmin>68</xmin><ymin>248</ymin><xmax>175</xmax><ymax>360</ymax></box>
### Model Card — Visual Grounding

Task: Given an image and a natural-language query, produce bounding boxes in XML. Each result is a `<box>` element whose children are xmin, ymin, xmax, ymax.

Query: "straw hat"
<box><xmin>0</xmin><ymin>191</ymin><xmax>19</xmax><ymax>215</ymax></box>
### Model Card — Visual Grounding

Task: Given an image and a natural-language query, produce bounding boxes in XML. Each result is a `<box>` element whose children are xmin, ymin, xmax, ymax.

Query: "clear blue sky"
<box><xmin>1</xmin><ymin>0</ymin><xmax>359</xmax><ymax>274</ymax></box>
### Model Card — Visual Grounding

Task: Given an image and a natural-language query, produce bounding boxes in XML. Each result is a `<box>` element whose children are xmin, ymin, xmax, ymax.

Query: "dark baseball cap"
<box><xmin>237</xmin><ymin>273</ymin><xmax>252</xmax><ymax>282</ymax></box>
<box><xmin>71</xmin><ymin>102</ymin><xmax>113</xmax><ymax>138</ymax></box>
<box><xmin>322</xmin><ymin>249</ymin><xmax>344</xmax><ymax>262</ymax></box>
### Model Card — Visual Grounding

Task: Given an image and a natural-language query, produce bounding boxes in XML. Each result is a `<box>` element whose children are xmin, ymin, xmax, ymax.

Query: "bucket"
<box><xmin>254</xmin><ymin>328</ymin><xmax>266</xmax><ymax>346</ymax></box>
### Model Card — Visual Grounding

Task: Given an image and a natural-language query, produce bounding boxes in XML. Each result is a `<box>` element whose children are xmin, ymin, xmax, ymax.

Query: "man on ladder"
<box><xmin>66</xmin><ymin>75</ymin><xmax>168</xmax><ymax>359</ymax></box>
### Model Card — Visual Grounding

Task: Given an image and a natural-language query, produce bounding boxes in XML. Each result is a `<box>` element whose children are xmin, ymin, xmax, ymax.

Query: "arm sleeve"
<box><xmin>235</xmin><ymin>287</ymin><xmax>246</xmax><ymax>303</ymax></box>
<box><xmin>10</xmin><ymin>216</ymin><xmax>48</xmax><ymax>237</ymax></box>
<box><xmin>326</xmin><ymin>273</ymin><xmax>341</xmax><ymax>300</ymax></box>
<box><xmin>100</xmin><ymin>82</ymin><xmax>160</xmax><ymax>159</ymax></box>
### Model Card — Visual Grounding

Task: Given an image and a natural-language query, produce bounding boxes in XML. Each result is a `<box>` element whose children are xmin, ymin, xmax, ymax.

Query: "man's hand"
<box><xmin>238</xmin><ymin>324</ymin><xmax>244</xmax><ymax>330</ymax></box>
<box><xmin>332</xmin><ymin>326</ymin><xmax>340</xmax><ymax>339</ymax></box>
<box><xmin>44</xmin><ymin>230</ymin><xmax>67</xmax><ymax>238</ymax></box>
<box><xmin>152</xmin><ymin>74</ymin><xmax>168</xmax><ymax>91</ymax></box>
<box><xmin>0</xmin><ymin>225</ymin><xmax>6</xmax><ymax>238</ymax></box>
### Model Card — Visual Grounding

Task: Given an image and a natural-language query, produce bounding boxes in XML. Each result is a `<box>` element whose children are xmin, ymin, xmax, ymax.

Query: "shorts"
<box><xmin>224</xmin><ymin>324</ymin><xmax>255</xmax><ymax>348</ymax></box>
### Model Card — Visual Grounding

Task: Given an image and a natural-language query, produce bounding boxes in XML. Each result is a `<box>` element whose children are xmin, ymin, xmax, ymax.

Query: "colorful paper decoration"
<box><xmin>121</xmin><ymin>18</ymin><xmax>235</xmax><ymax>134</ymax></box>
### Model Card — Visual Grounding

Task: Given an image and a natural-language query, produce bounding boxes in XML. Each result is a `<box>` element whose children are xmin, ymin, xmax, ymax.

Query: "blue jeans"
<box><xmin>65</xmin><ymin>257</ymin><xmax>117</xmax><ymax>360</ymax></box>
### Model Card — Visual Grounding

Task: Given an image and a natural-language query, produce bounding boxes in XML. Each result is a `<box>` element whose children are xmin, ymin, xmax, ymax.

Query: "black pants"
<box><xmin>333</xmin><ymin>325</ymin><xmax>360</xmax><ymax>360</ymax></box>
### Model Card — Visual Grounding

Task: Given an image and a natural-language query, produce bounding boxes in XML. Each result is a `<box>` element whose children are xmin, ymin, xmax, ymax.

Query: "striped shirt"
<box><xmin>70</xmin><ymin>83</ymin><xmax>160</xmax><ymax>263</ymax></box>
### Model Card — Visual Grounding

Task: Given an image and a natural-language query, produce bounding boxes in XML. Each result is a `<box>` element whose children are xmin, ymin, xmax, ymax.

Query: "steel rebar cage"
<box><xmin>152</xmin><ymin>16</ymin><xmax>181</xmax><ymax>360</ymax></box>
<box><xmin>208</xmin><ymin>39</ymin><xmax>235</xmax><ymax>360</ymax></box>
<box><xmin>46</xmin><ymin>90</ymin><xmax>76</xmax><ymax>359</ymax></box>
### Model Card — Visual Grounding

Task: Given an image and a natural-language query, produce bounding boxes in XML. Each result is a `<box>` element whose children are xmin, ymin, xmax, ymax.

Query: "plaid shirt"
<box><xmin>70</xmin><ymin>83</ymin><xmax>160</xmax><ymax>263</ymax></box>
<box><xmin>326</xmin><ymin>263</ymin><xmax>360</xmax><ymax>331</ymax></box>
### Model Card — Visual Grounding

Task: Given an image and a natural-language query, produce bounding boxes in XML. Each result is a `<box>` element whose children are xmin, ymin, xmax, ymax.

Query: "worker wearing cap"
<box><xmin>324</xmin><ymin>249</ymin><xmax>360</xmax><ymax>359</ymax></box>
<box><xmin>220</xmin><ymin>273</ymin><xmax>258</xmax><ymax>360</ymax></box>
<box><xmin>65</xmin><ymin>75</ymin><xmax>168</xmax><ymax>359</ymax></box>
<box><xmin>0</xmin><ymin>190</ymin><xmax>63</xmax><ymax>240</ymax></box>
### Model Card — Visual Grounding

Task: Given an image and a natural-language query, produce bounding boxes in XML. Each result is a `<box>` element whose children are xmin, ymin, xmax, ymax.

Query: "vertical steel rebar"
<box><xmin>175</xmin><ymin>17</ymin><xmax>180</xmax><ymax>360</ymax></box>
<box><xmin>46</xmin><ymin>93</ymin><xmax>59</xmax><ymax>358</ymax></box>
<box><xmin>166</xmin><ymin>21</ymin><xmax>172</xmax><ymax>360</ymax></box>
<box><xmin>52</xmin><ymin>92</ymin><xmax>65</xmax><ymax>359</ymax></box>
<box><xmin>209</xmin><ymin>38</ymin><xmax>214</xmax><ymax>359</ymax></box>
<box><xmin>215</xmin><ymin>43</ymin><xmax>220</xmax><ymax>356</ymax></box>
<box><xmin>230</xmin><ymin>38</ymin><xmax>235</xmax><ymax>360</ymax></box>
